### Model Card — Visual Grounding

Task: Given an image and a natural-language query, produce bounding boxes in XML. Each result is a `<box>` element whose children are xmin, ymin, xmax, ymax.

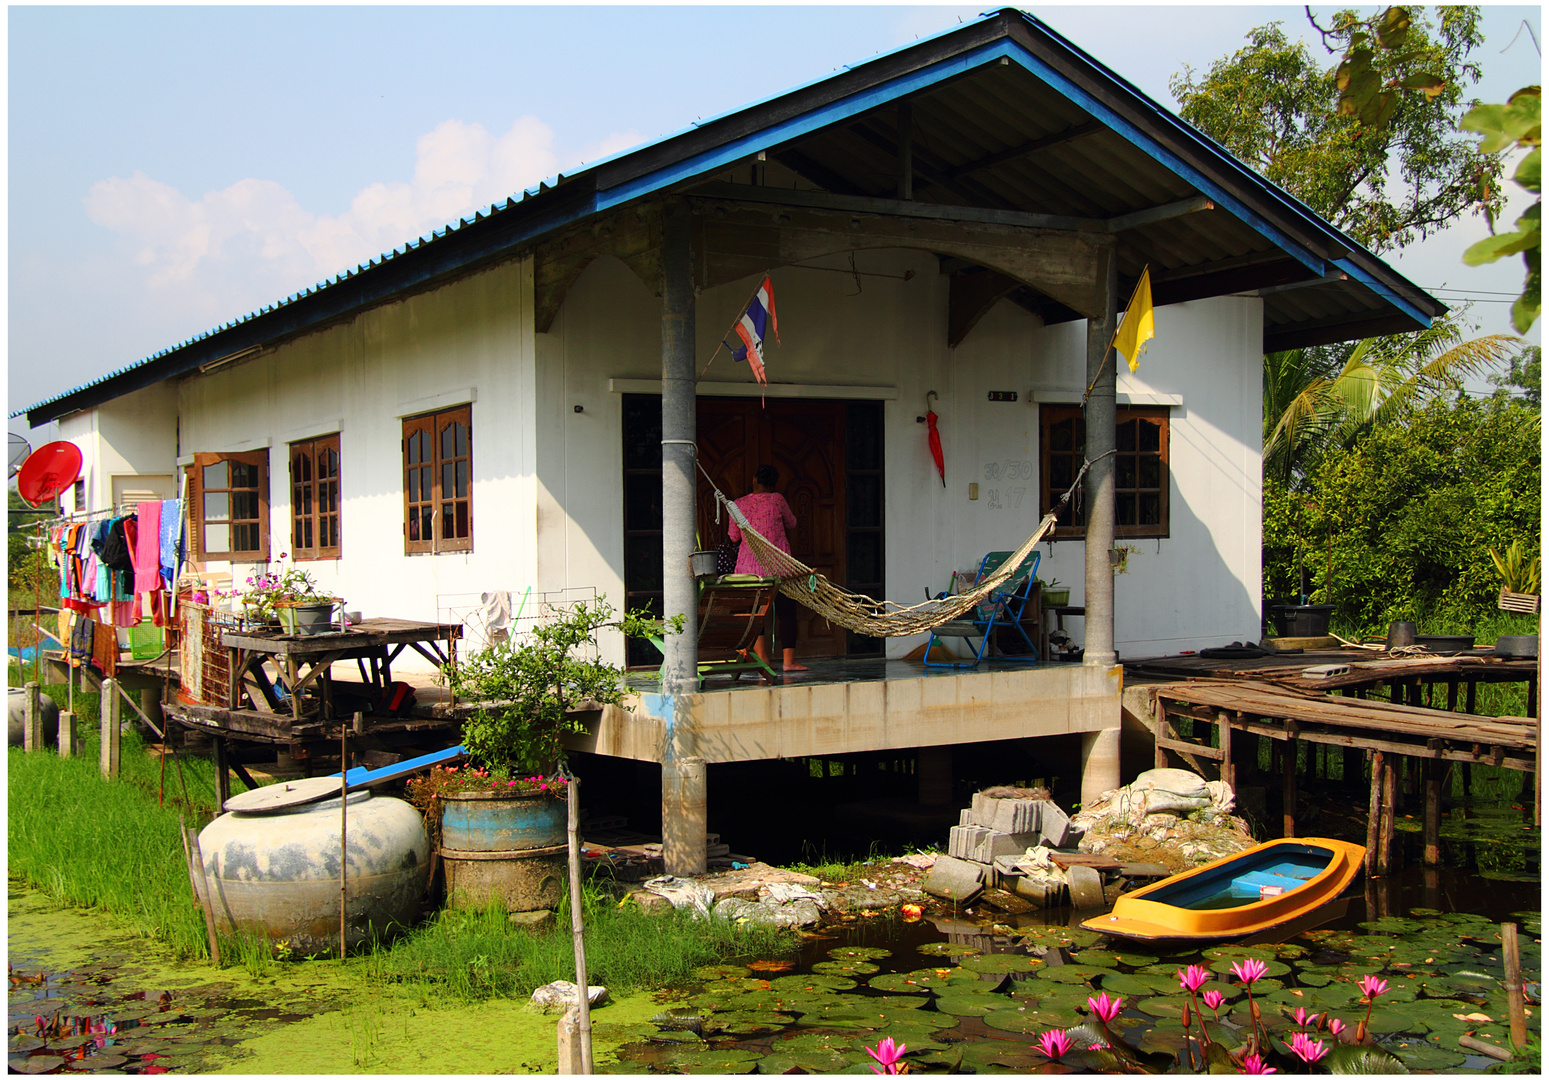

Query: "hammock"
<box><xmin>700</xmin><ymin>459</ymin><xmax>1093</xmax><ymax>638</ymax></box>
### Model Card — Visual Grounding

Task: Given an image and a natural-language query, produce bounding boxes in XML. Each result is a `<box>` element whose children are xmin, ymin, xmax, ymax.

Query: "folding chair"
<box><xmin>923</xmin><ymin>550</ymin><xmax>1041</xmax><ymax>669</ymax></box>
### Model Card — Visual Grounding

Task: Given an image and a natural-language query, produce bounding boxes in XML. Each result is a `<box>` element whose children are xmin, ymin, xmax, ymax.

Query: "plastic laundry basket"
<box><xmin>129</xmin><ymin>620</ymin><xmax>164</xmax><ymax>660</ymax></box>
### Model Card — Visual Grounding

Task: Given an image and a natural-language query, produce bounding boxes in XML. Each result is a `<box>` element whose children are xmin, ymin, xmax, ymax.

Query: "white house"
<box><xmin>18</xmin><ymin>10</ymin><xmax>1443</xmax><ymax>871</ymax></box>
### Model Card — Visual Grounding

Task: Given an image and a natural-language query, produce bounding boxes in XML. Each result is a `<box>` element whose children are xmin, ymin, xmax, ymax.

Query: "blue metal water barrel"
<box><xmin>439</xmin><ymin>789</ymin><xmax>567</xmax><ymax>852</ymax></box>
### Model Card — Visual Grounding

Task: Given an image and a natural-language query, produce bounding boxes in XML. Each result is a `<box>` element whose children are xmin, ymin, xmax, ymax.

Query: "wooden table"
<box><xmin>219</xmin><ymin>617</ymin><xmax>461</xmax><ymax>728</ymax></box>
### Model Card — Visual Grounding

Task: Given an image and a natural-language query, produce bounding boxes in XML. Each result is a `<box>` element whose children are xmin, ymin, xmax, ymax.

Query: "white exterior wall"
<box><xmin>539</xmin><ymin>250</ymin><xmax>1264</xmax><ymax>663</ymax></box>
<box><xmin>92</xmin><ymin>244</ymin><xmax>1260</xmax><ymax>669</ymax></box>
<box><xmin>176</xmin><ymin>257</ymin><xmax>537</xmax><ymax>650</ymax></box>
<box><xmin>56</xmin><ymin>381</ymin><xmax>178</xmax><ymax>513</ymax></box>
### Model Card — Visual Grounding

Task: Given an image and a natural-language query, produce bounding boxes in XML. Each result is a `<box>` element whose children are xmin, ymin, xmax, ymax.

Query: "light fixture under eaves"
<box><xmin>199</xmin><ymin>344</ymin><xmax>263</xmax><ymax>374</ymax></box>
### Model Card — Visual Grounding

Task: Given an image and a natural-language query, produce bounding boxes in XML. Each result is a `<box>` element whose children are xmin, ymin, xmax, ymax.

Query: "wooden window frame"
<box><xmin>289</xmin><ymin>434</ymin><xmax>342</xmax><ymax>561</ymax></box>
<box><xmin>1039</xmin><ymin>404</ymin><xmax>1170</xmax><ymax>540</ymax></box>
<box><xmin>402</xmin><ymin>406</ymin><xmax>473</xmax><ymax>554</ymax></box>
<box><xmin>186</xmin><ymin>450</ymin><xmax>270</xmax><ymax>564</ymax></box>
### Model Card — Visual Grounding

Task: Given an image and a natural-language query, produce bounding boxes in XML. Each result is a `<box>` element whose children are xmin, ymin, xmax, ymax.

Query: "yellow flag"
<box><xmin>1111</xmin><ymin>266</ymin><xmax>1154</xmax><ymax>372</ymax></box>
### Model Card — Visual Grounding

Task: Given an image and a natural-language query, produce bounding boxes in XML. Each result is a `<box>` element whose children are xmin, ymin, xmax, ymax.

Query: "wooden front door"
<box><xmin>696</xmin><ymin>399</ymin><xmax>848</xmax><ymax>659</ymax></box>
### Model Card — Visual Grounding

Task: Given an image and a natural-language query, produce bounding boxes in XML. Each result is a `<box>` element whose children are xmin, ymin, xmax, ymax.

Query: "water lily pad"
<box><xmin>692</xmin><ymin>962</ymin><xmax>748</xmax><ymax>980</ymax></box>
<box><xmin>757</xmin><ymin>1050</ymin><xmax>854</xmax><ymax>1074</ymax></box>
<box><xmin>915</xmin><ymin>942</ymin><xmax>978</xmax><ymax>958</ymax></box>
<box><xmin>67</xmin><ymin>1053</ymin><xmax>130</xmax><ymax>1070</ymax></box>
<box><xmin>873</xmin><ymin>995</ymin><xmax>929</xmax><ymax>1011</ymax></box>
<box><xmin>770</xmin><ymin>1031</ymin><xmax>858</xmax><ymax>1054</ymax></box>
<box><xmin>960</xmin><ymin>952</ymin><xmax>1044</xmax><ymax>975</ymax></box>
<box><xmin>1094</xmin><ymin>972</ymin><xmax>1176</xmax><ymax>997</ymax></box>
<box><xmin>867</xmin><ymin>969</ymin><xmax>962</xmax><ymax>994</ymax></box>
<box><xmin>747</xmin><ymin>959</ymin><xmax>796</xmax><ymax>974</ymax></box>
<box><xmin>12</xmin><ymin>1058</ymin><xmax>67</xmax><ymax>1074</ymax></box>
<box><xmin>811</xmin><ymin>960</ymin><xmax>880</xmax><ymax>977</ymax></box>
<box><xmin>648</xmin><ymin>1029</ymin><xmax>703</xmax><ymax>1044</ymax></box>
<box><xmin>1136</xmin><ymin>996</ymin><xmax>1185</xmax><ymax>1019</ymax></box>
<box><xmin>1018</xmin><ymin>926</ymin><xmax>1104</xmax><ymax>949</ymax></box>
<box><xmin>766</xmin><ymin>974</ymin><xmax>857</xmax><ymax>994</ymax></box>
<box><xmin>981</xmin><ymin>1004</ymin><xmax>1077</xmax><ymax>1033</ymax></box>
<box><xmin>9</xmin><ymin>1035</ymin><xmax>45</xmax><ymax>1052</ymax></box>
<box><xmin>827</xmin><ymin>946</ymin><xmax>892</xmax><ymax>962</ymax></box>
<box><xmin>1035</xmin><ymin>964</ymin><xmax>1105</xmax><ymax>985</ymax></box>
<box><xmin>673</xmin><ymin>1048</ymin><xmax>763</xmax><ymax>1074</ymax></box>
<box><xmin>956</xmin><ymin>1039</ymin><xmax>1048</xmax><ymax>1071</ymax></box>
<box><xmin>708</xmin><ymin>1012</ymin><xmax>789</xmax><ymax>1036</ymax></box>
<box><xmin>1389</xmin><ymin>1040</ymin><xmax>1465</xmax><ymax>1069</ymax></box>
<box><xmin>1068</xmin><ymin>949</ymin><xmax>1119</xmax><ymax>968</ymax></box>
<box><xmin>933</xmin><ymin>993</ymin><xmax>1004</xmax><ymax>1017</ymax></box>
<box><xmin>1207</xmin><ymin>956</ymin><xmax>1291</xmax><ymax>979</ymax></box>
<box><xmin>1359</xmin><ymin>917</ymin><xmax>1429</xmax><ymax>935</ymax></box>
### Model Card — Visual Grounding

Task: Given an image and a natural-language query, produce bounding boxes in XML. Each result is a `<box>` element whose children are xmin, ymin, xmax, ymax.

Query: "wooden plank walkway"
<box><xmin>1148</xmin><ymin>678</ymin><xmax>1540</xmax><ymax>879</ymax></box>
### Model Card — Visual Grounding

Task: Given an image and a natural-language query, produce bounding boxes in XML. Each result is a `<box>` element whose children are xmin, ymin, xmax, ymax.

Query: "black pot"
<box><xmin>1495</xmin><ymin>635</ymin><xmax>1539</xmax><ymax>659</ymax></box>
<box><xmin>1270</xmin><ymin>604</ymin><xmax>1334</xmax><ymax>638</ymax></box>
<box><xmin>1415</xmin><ymin>634</ymin><xmax>1475</xmax><ymax>656</ymax></box>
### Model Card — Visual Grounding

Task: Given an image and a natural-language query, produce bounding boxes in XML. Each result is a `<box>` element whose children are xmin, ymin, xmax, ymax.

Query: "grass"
<box><xmin>373</xmin><ymin>888</ymin><xmax>794</xmax><ymax>1002</ymax></box>
<box><xmin>8</xmin><ymin>671</ymin><xmax>799</xmax><ymax>1002</ymax></box>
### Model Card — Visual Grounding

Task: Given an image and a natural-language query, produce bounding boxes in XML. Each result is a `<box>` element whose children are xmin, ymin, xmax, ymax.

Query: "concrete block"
<box><xmin>922</xmin><ymin>855</ymin><xmax>985</xmax><ymax>903</ymax></box>
<box><xmin>959</xmin><ymin>808</ymin><xmax>973</xmax><ymax>827</ymax></box>
<box><xmin>1037</xmin><ymin>801</ymin><xmax>1076</xmax><ymax>848</ymax></box>
<box><xmin>948</xmin><ymin>824</ymin><xmax>992</xmax><ymax>860</ymax></box>
<box><xmin>983</xmin><ymin>832</ymin><xmax>1044</xmax><ymax>862</ymax></box>
<box><xmin>990</xmin><ymin>798</ymin><xmax>1041</xmax><ymax>834</ymax></box>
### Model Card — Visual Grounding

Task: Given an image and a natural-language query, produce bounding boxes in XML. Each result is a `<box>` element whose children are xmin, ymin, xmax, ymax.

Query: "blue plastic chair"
<box><xmin>923</xmin><ymin>550</ymin><xmax>1041</xmax><ymax>669</ymax></box>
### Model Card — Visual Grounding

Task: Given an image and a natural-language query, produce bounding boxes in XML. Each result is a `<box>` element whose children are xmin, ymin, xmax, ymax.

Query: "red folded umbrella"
<box><xmin>925</xmin><ymin>391</ymin><xmax>945</xmax><ymax>487</ymax></box>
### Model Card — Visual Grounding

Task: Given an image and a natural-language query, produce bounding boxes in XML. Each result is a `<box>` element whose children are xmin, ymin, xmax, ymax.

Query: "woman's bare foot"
<box><xmin>782</xmin><ymin>650</ymin><xmax>808</xmax><ymax>672</ymax></box>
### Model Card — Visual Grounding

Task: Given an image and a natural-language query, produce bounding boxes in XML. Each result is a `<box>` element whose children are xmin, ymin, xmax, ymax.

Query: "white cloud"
<box><xmin>80</xmin><ymin>115</ymin><xmax>619</xmax><ymax>316</ymax></box>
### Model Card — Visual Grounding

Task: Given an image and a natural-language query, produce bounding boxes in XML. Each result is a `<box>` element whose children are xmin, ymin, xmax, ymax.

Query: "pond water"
<box><xmin>601</xmin><ymin>862</ymin><xmax>1539</xmax><ymax>1075</ymax></box>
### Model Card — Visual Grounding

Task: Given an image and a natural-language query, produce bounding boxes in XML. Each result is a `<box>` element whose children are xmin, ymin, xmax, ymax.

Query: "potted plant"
<box><xmin>1038</xmin><ymin>577</ymin><xmax>1070</xmax><ymax>608</ymax></box>
<box><xmin>241</xmin><ymin>557</ymin><xmax>341</xmax><ymax>635</ymax></box>
<box><xmin>426</xmin><ymin>597</ymin><xmax>668</xmax><ymax>911</ymax></box>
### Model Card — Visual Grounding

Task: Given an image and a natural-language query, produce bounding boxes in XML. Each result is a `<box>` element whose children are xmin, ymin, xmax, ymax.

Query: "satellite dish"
<box><xmin>8</xmin><ymin>433</ymin><xmax>30</xmax><ymax>478</ymax></box>
<box><xmin>16</xmin><ymin>441</ymin><xmax>83</xmax><ymax>507</ymax></box>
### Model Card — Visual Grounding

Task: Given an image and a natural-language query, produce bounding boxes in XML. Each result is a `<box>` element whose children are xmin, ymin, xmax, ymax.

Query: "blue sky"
<box><xmin>8</xmin><ymin>4</ymin><xmax>1542</xmax><ymax>436</ymax></box>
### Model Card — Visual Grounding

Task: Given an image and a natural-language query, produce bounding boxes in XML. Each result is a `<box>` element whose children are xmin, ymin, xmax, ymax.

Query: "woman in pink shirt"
<box><xmin>727</xmin><ymin>464</ymin><xmax>807</xmax><ymax>673</ymax></box>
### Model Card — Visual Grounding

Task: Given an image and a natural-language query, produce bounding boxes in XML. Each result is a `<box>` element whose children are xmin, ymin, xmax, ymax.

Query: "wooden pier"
<box><xmin>1149</xmin><ymin>667</ymin><xmax>1539</xmax><ymax>877</ymax></box>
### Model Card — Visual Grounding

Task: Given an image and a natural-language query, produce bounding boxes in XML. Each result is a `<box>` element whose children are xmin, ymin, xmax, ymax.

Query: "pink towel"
<box><xmin>133</xmin><ymin>500</ymin><xmax>162</xmax><ymax>594</ymax></box>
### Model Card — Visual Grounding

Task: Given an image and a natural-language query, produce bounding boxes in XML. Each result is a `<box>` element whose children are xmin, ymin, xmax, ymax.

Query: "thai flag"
<box><xmin>727</xmin><ymin>276</ymin><xmax>778</xmax><ymax>385</ymax></box>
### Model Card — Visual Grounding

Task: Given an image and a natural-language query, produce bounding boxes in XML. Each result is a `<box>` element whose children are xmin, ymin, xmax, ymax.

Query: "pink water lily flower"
<box><xmin>1358</xmin><ymin>975</ymin><xmax>1389</xmax><ymax>1000</ymax></box>
<box><xmin>1284</xmin><ymin>1032</ymin><xmax>1329</xmax><ymax>1064</ymax></box>
<box><xmin>1292</xmin><ymin>1006</ymin><xmax>1322</xmax><ymax>1027</ymax></box>
<box><xmin>1202</xmin><ymin>990</ymin><xmax>1225</xmax><ymax>1012</ymax></box>
<box><xmin>1087</xmin><ymin>992</ymin><xmax>1124</xmax><ymax>1024</ymax></box>
<box><xmin>1034</xmin><ymin>1030</ymin><xmax>1074</xmax><ymax>1060</ymax></box>
<box><xmin>1177</xmin><ymin>964</ymin><xmax>1211</xmax><ymax>992</ymax></box>
<box><xmin>866</xmin><ymin>1036</ymin><xmax>908</xmax><ymax>1074</ymax></box>
<box><xmin>1328</xmin><ymin>1018</ymin><xmax>1347</xmax><ymax>1036</ymax></box>
<box><xmin>1230</xmin><ymin>958</ymin><xmax>1268</xmax><ymax>986</ymax></box>
<box><xmin>1239</xmin><ymin>1052</ymin><xmax>1277</xmax><ymax>1074</ymax></box>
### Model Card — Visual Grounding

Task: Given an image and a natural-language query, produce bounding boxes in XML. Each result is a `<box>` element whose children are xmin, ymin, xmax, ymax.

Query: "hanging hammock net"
<box><xmin>701</xmin><ymin>458</ymin><xmax>1093</xmax><ymax>638</ymax></box>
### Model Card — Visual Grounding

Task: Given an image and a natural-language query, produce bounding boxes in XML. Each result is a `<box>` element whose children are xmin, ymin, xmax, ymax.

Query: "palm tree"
<box><xmin>1263</xmin><ymin>318</ymin><xmax>1520</xmax><ymax>485</ymax></box>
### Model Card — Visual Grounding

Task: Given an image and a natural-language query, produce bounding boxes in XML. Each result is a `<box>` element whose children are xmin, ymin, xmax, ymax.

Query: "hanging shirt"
<box><xmin>727</xmin><ymin>491</ymin><xmax>798</xmax><ymax>577</ymax></box>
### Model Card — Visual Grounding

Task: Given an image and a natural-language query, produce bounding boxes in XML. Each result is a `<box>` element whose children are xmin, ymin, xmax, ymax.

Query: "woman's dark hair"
<box><xmin>755</xmin><ymin>464</ymin><xmax>779</xmax><ymax>489</ymax></box>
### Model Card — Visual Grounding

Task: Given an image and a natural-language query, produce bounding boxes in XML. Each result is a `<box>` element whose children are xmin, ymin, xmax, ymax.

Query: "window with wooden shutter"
<box><xmin>403</xmin><ymin>406</ymin><xmax>473</xmax><ymax>554</ymax></box>
<box><xmin>189</xmin><ymin>450</ymin><xmax>270</xmax><ymax>562</ymax></box>
<box><xmin>1039</xmin><ymin>404</ymin><xmax>1170</xmax><ymax>540</ymax></box>
<box><xmin>290</xmin><ymin>434</ymin><xmax>341</xmax><ymax>560</ymax></box>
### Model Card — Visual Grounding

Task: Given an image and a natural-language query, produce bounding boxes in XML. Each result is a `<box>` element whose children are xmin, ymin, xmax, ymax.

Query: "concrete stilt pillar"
<box><xmin>917</xmin><ymin>745</ymin><xmax>954</xmax><ymax>806</ymax></box>
<box><xmin>101</xmin><ymin>677</ymin><xmax>121</xmax><ymax>777</ymax></box>
<box><xmin>661</xmin><ymin>757</ymin><xmax>707</xmax><ymax>876</ymax></box>
<box><xmin>1083</xmin><ymin>244</ymin><xmax>1119</xmax><ymax>668</ymax></box>
<box><xmin>659</xmin><ymin>197</ymin><xmax>704</xmax><ymax>877</ymax></box>
<box><xmin>23</xmin><ymin>682</ymin><xmax>43</xmax><ymax>751</ymax></box>
<box><xmin>1079</xmin><ymin>727</ymin><xmax>1121</xmax><ymax>810</ymax></box>
<box><xmin>58</xmin><ymin>711</ymin><xmax>79</xmax><ymax>758</ymax></box>
<box><xmin>557</xmin><ymin>1007</ymin><xmax>581</xmax><ymax>1074</ymax></box>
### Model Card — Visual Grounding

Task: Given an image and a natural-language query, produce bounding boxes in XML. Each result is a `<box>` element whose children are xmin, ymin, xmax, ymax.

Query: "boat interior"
<box><xmin>1141</xmin><ymin>844</ymin><xmax>1335</xmax><ymax>911</ymax></box>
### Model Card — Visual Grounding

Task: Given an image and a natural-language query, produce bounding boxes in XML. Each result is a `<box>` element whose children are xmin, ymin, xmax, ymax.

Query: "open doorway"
<box><xmin>621</xmin><ymin>395</ymin><xmax>884</xmax><ymax>666</ymax></box>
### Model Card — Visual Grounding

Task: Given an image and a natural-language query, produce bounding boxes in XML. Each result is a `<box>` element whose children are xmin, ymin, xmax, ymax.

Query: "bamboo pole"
<box><xmin>1502</xmin><ymin>922</ymin><xmax>1528</xmax><ymax>1051</ymax></box>
<box><xmin>1365</xmin><ymin>750</ymin><xmax>1383</xmax><ymax>875</ymax></box>
<box><xmin>340</xmin><ymin>716</ymin><xmax>354</xmax><ymax>961</ymax></box>
<box><xmin>567</xmin><ymin>777</ymin><xmax>593</xmax><ymax>1074</ymax></box>
<box><xmin>1282</xmin><ymin>734</ymin><xmax>1297</xmax><ymax>838</ymax></box>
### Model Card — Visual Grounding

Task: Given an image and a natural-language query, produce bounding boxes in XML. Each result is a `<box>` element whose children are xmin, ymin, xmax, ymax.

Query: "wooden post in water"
<box><xmin>1423</xmin><ymin>758</ymin><xmax>1443</xmax><ymax>867</ymax></box>
<box><xmin>1365</xmin><ymin>750</ymin><xmax>1384</xmax><ymax>875</ymax></box>
<box><xmin>1502</xmin><ymin>922</ymin><xmax>1528</xmax><ymax>1050</ymax></box>
<box><xmin>1377</xmin><ymin>759</ymin><xmax>1397</xmax><ymax>876</ymax></box>
<box><xmin>1218</xmin><ymin>711</ymin><xmax>1234</xmax><ymax>790</ymax></box>
<box><xmin>183</xmin><ymin>815</ymin><xmax>222</xmax><ymax>967</ymax></box>
<box><xmin>1282</xmin><ymin>734</ymin><xmax>1297</xmax><ymax>838</ymax></box>
<box><xmin>1152</xmin><ymin>697</ymin><xmax>1168</xmax><ymax>770</ymax></box>
<box><xmin>567</xmin><ymin>777</ymin><xmax>594</xmax><ymax>1073</ymax></box>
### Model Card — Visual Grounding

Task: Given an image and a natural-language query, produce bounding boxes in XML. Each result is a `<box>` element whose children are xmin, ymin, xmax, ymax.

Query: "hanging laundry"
<box><xmin>91</xmin><ymin>620</ymin><xmax>117</xmax><ymax>676</ymax></box>
<box><xmin>158</xmin><ymin>499</ymin><xmax>182</xmax><ymax>589</ymax></box>
<box><xmin>133</xmin><ymin>501</ymin><xmax>162</xmax><ymax>595</ymax></box>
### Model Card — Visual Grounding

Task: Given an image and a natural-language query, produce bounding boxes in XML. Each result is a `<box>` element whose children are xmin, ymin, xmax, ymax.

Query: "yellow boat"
<box><xmin>1081</xmin><ymin>838</ymin><xmax>1366</xmax><ymax>944</ymax></box>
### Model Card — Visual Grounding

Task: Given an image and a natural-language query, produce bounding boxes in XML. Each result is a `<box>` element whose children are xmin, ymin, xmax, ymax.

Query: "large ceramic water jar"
<box><xmin>8</xmin><ymin>687</ymin><xmax>59</xmax><ymax>747</ymax></box>
<box><xmin>194</xmin><ymin>777</ymin><xmax>430</xmax><ymax>955</ymax></box>
<box><xmin>439</xmin><ymin>789</ymin><xmax>568</xmax><ymax>912</ymax></box>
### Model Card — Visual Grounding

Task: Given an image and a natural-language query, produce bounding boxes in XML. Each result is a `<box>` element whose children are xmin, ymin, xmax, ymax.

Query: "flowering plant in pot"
<box><xmin>241</xmin><ymin>556</ymin><xmax>341</xmax><ymax>632</ymax></box>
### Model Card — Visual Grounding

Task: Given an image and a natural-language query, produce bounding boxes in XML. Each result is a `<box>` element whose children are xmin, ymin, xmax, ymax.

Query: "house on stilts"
<box><xmin>15</xmin><ymin>9</ymin><xmax>1444</xmax><ymax>870</ymax></box>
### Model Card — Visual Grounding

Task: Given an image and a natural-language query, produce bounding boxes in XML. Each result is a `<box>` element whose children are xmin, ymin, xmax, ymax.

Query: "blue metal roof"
<box><xmin>16</xmin><ymin>7</ymin><xmax>1440</xmax><ymax>425</ymax></box>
